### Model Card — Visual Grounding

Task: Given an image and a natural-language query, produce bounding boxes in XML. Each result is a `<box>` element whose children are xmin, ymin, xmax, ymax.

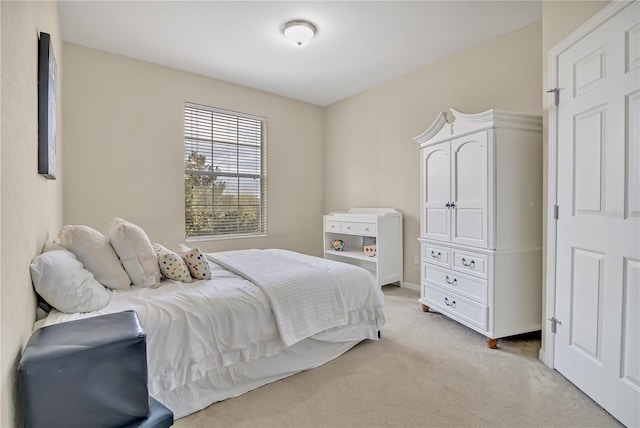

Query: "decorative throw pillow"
<box><xmin>153</xmin><ymin>243</ymin><xmax>192</xmax><ymax>283</ymax></box>
<box><xmin>177</xmin><ymin>245</ymin><xmax>211</xmax><ymax>280</ymax></box>
<box><xmin>57</xmin><ymin>225</ymin><xmax>131</xmax><ymax>290</ymax></box>
<box><xmin>109</xmin><ymin>218</ymin><xmax>161</xmax><ymax>287</ymax></box>
<box><xmin>30</xmin><ymin>242</ymin><xmax>111</xmax><ymax>313</ymax></box>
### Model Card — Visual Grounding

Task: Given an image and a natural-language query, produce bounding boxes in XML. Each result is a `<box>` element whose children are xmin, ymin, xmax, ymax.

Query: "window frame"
<box><xmin>184</xmin><ymin>102</ymin><xmax>267</xmax><ymax>241</ymax></box>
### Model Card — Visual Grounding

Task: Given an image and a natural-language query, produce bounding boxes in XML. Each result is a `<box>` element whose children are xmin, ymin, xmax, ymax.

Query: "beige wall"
<box><xmin>63</xmin><ymin>44</ymin><xmax>325</xmax><ymax>256</ymax></box>
<box><xmin>324</xmin><ymin>22</ymin><xmax>543</xmax><ymax>286</ymax></box>
<box><xmin>0</xmin><ymin>1</ymin><xmax>64</xmax><ymax>426</ymax></box>
<box><xmin>539</xmin><ymin>0</ymin><xmax>608</xmax><ymax>356</ymax></box>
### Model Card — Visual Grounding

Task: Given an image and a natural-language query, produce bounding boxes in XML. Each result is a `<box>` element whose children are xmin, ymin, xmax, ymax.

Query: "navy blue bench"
<box><xmin>18</xmin><ymin>311</ymin><xmax>173</xmax><ymax>428</ymax></box>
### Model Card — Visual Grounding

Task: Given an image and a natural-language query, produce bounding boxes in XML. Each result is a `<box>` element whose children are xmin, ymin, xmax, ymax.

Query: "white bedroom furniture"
<box><xmin>323</xmin><ymin>208</ymin><xmax>403</xmax><ymax>287</ymax></box>
<box><xmin>414</xmin><ymin>108</ymin><xmax>542</xmax><ymax>348</ymax></box>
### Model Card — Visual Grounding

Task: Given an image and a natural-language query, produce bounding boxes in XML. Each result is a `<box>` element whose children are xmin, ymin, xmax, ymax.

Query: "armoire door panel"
<box><xmin>451</xmin><ymin>131</ymin><xmax>488</xmax><ymax>248</ymax></box>
<box><xmin>454</xmin><ymin>209</ymin><xmax>484</xmax><ymax>241</ymax></box>
<box><xmin>425</xmin><ymin>208</ymin><xmax>449</xmax><ymax>240</ymax></box>
<box><xmin>454</xmin><ymin>141</ymin><xmax>484</xmax><ymax>200</ymax></box>
<box><xmin>426</xmin><ymin>149</ymin><xmax>450</xmax><ymax>202</ymax></box>
<box><xmin>423</xmin><ymin>142</ymin><xmax>451</xmax><ymax>241</ymax></box>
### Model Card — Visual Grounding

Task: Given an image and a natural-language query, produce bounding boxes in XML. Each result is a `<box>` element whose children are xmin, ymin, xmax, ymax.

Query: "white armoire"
<box><xmin>414</xmin><ymin>108</ymin><xmax>542</xmax><ymax>348</ymax></box>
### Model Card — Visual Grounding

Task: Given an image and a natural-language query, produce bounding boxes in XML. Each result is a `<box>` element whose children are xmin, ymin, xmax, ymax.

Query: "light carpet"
<box><xmin>173</xmin><ymin>286</ymin><xmax>621</xmax><ymax>428</ymax></box>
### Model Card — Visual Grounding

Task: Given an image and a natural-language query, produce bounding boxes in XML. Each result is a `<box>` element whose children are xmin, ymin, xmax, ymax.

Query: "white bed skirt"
<box><xmin>159</xmin><ymin>337</ymin><xmax>361</xmax><ymax>419</ymax></box>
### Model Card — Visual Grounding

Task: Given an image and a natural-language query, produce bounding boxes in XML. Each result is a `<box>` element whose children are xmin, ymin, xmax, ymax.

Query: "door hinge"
<box><xmin>548</xmin><ymin>317</ymin><xmax>562</xmax><ymax>333</ymax></box>
<box><xmin>547</xmin><ymin>88</ymin><xmax>560</xmax><ymax>106</ymax></box>
<box><xmin>554</xmin><ymin>204</ymin><xmax>559</xmax><ymax>220</ymax></box>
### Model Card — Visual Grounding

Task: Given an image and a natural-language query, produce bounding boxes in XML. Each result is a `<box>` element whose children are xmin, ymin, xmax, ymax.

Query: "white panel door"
<box><xmin>451</xmin><ymin>131</ymin><xmax>488</xmax><ymax>248</ymax></box>
<box><xmin>421</xmin><ymin>142</ymin><xmax>451</xmax><ymax>242</ymax></box>
<box><xmin>554</xmin><ymin>3</ymin><xmax>640</xmax><ymax>427</ymax></box>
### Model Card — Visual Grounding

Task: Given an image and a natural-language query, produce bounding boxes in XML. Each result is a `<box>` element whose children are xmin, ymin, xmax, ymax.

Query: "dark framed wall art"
<box><xmin>38</xmin><ymin>31</ymin><xmax>57</xmax><ymax>179</ymax></box>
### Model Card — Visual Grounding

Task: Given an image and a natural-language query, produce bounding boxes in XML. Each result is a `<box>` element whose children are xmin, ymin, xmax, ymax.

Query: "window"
<box><xmin>184</xmin><ymin>103</ymin><xmax>266</xmax><ymax>239</ymax></box>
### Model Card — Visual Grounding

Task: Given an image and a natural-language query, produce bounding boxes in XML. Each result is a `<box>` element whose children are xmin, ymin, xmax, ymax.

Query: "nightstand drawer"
<box><xmin>422</xmin><ymin>242</ymin><xmax>450</xmax><ymax>268</ymax></box>
<box><xmin>341</xmin><ymin>222</ymin><xmax>376</xmax><ymax>236</ymax></box>
<box><xmin>423</xmin><ymin>265</ymin><xmax>487</xmax><ymax>304</ymax></box>
<box><xmin>422</xmin><ymin>284</ymin><xmax>488</xmax><ymax>331</ymax></box>
<box><xmin>451</xmin><ymin>249</ymin><xmax>488</xmax><ymax>279</ymax></box>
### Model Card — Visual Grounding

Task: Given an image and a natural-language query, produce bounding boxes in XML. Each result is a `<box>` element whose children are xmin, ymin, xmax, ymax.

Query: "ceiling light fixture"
<box><xmin>282</xmin><ymin>20</ymin><xmax>316</xmax><ymax>47</ymax></box>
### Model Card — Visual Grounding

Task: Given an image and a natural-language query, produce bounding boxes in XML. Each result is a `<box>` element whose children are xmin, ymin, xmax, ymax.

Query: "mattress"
<box><xmin>34</xmin><ymin>249</ymin><xmax>385</xmax><ymax>418</ymax></box>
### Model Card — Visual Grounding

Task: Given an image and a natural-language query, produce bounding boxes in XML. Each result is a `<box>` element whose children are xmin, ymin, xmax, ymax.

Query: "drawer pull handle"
<box><xmin>444</xmin><ymin>297</ymin><xmax>456</xmax><ymax>307</ymax></box>
<box><xmin>431</xmin><ymin>251</ymin><xmax>441</xmax><ymax>259</ymax></box>
<box><xmin>346</xmin><ymin>226</ymin><xmax>352</xmax><ymax>230</ymax></box>
<box><xmin>445</xmin><ymin>276</ymin><xmax>457</xmax><ymax>285</ymax></box>
<box><xmin>364</xmin><ymin>228</ymin><xmax>370</xmax><ymax>231</ymax></box>
<box><xmin>445</xmin><ymin>202</ymin><xmax>451</xmax><ymax>208</ymax></box>
<box><xmin>461</xmin><ymin>258</ymin><xmax>475</xmax><ymax>267</ymax></box>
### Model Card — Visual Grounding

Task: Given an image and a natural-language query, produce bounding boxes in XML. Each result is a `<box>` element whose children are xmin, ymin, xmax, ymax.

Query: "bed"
<box><xmin>34</xmin><ymin>248</ymin><xmax>385</xmax><ymax>419</ymax></box>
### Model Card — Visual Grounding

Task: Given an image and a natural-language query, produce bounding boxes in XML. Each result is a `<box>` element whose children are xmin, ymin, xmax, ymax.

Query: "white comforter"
<box><xmin>208</xmin><ymin>249</ymin><xmax>348</xmax><ymax>346</ymax></box>
<box><xmin>34</xmin><ymin>250</ymin><xmax>385</xmax><ymax>400</ymax></box>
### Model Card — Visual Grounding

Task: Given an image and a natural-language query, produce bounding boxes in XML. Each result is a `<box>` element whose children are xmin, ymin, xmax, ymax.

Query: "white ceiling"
<box><xmin>58</xmin><ymin>1</ymin><xmax>541</xmax><ymax>107</ymax></box>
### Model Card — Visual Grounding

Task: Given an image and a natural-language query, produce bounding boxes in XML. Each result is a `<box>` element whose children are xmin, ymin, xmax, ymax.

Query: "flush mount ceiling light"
<box><xmin>282</xmin><ymin>19</ymin><xmax>316</xmax><ymax>47</ymax></box>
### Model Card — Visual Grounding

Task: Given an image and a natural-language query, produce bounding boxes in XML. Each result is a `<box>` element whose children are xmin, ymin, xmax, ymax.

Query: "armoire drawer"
<box><xmin>451</xmin><ymin>249</ymin><xmax>488</xmax><ymax>279</ymax></box>
<box><xmin>423</xmin><ymin>265</ymin><xmax>487</xmax><ymax>304</ymax></box>
<box><xmin>422</xmin><ymin>242</ymin><xmax>450</xmax><ymax>268</ymax></box>
<box><xmin>422</xmin><ymin>284</ymin><xmax>488</xmax><ymax>331</ymax></box>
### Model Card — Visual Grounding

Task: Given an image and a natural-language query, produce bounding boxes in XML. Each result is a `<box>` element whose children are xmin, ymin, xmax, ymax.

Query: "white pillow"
<box><xmin>57</xmin><ymin>225</ymin><xmax>131</xmax><ymax>290</ymax></box>
<box><xmin>153</xmin><ymin>243</ymin><xmax>192</xmax><ymax>283</ymax></box>
<box><xmin>177</xmin><ymin>244</ymin><xmax>212</xmax><ymax>280</ymax></box>
<box><xmin>109</xmin><ymin>218</ymin><xmax>161</xmax><ymax>287</ymax></box>
<box><xmin>30</xmin><ymin>242</ymin><xmax>111</xmax><ymax>313</ymax></box>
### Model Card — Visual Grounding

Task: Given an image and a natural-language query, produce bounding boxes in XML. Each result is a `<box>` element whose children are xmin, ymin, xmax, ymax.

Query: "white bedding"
<box><xmin>34</xmin><ymin>249</ymin><xmax>385</xmax><ymax>418</ymax></box>
<box><xmin>208</xmin><ymin>249</ymin><xmax>348</xmax><ymax>346</ymax></box>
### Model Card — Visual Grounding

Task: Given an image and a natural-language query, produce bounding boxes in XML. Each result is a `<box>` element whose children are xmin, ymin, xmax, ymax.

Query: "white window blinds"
<box><xmin>184</xmin><ymin>102</ymin><xmax>267</xmax><ymax>238</ymax></box>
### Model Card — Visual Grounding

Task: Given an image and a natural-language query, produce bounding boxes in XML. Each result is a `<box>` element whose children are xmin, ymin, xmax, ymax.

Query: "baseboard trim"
<box><xmin>538</xmin><ymin>348</ymin><xmax>554</xmax><ymax>368</ymax></box>
<box><xmin>402</xmin><ymin>282</ymin><xmax>420</xmax><ymax>292</ymax></box>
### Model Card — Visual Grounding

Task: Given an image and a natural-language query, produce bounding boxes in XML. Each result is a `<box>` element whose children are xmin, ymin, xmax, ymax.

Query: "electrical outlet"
<box><xmin>413</xmin><ymin>254</ymin><xmax>419</xmax><ymax>265</ymax></box>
